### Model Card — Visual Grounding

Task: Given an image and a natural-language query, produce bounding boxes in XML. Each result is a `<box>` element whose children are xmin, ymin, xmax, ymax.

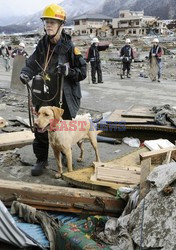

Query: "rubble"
<box><xmin>95</xmin><ymin>158</ymin><xmax>176</xmax><ymax>250</ymax></box>
<box><xmin>1</xmin><ymin>33</ymin><xmax>176</xmax><ymax>249</ymax></box>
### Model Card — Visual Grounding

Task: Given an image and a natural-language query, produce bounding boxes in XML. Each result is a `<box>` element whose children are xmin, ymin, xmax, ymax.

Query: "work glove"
<box><xmin>57</xmin><ymin>63</ymin><xmax>69</xmax><ymax>76</ymax></box>
<box><xmin>20</xmin><ymin>73</ymin><xmax>30</xmax><ymax>85</ymax></box>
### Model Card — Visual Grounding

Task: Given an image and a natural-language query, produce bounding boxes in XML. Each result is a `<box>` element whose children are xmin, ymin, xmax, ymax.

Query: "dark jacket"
<box><xmin>120</xmin><ymin>45</ymin><xmax>134</xmax><ymax>62</ymax></box>
<box><xmin>11</xmin><ymin>48</ymin><xmax>28</xmax><ymax>58</ymax></box>
<box><xmin>149</xmin><ymin>45</ymin><xmax>162</xmax><ymax>61</ymax></box>
<box><xmin>87</xmin><ymin>43</ymin><xmax>109</xmax><ymax>63</ymax></box>
<box><xmin>21</xmin><ymin>31</ymin><xmax>87</xmax><ymax>118</ymax></box>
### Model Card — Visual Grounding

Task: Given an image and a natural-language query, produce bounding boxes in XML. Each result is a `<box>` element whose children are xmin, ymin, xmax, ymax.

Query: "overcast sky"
<box><xmin>0</xmin><ymin>0</ymin><xmax>62</xmax><ymax>18</ymax></box>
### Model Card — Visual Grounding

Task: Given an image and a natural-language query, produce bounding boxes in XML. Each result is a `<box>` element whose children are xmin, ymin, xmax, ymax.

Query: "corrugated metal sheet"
<box><xmin>0</xmin><ymin>201</ymin><xmax>36</xmax><ymax>248</ymax></box>
<box><xmin>49</xmin><ymin>212</ymin><xmax>80</xmax><ymax>224</ymax></box>
<box><xmin>12</xmin><ymin>212</ymin><xmax>80</xmax><ymax>248</ymax></box>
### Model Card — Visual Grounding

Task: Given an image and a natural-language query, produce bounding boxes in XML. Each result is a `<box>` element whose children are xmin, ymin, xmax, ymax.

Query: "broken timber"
<box><xmin>139</xmin><ymin>147</ymin><xmax>176</xmax><ymax>201</ymax></box>
<box><xmin>139</xmin><ymin>147</ymin><xmax>176</xmax><ymax>164</ymax></box>
<box><xmin>99</xmin><ymin>107</ymin><xmax>176</xmax><ymax>143</ymax></box>
<box><xmin>95</xmin><ymin>165</ymin><xmax>140</xmax><ymax>184</ymax></box>
<box><xmin>0</xmin><ymin>130</ymin><xmax>34</xmax><ymax>151</ymax></box>
<box><xmin>63</xmin><ymin>147</ymin><xmax>147</xmax><ymax>195</ymax></box>
<box><xmin>0</xmin><ymin>179</ymin><xmax>125</xmax><ymax>216</ymax></box>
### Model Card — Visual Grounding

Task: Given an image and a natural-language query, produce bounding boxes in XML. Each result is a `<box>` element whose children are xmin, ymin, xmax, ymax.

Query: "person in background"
<box><xmin>11</xmin><ymin>42</ymin><xmax>28</xmax><ymax>58</ymax></box>
<box><xmin>87</xmin><ymin>37</ymin><xmax>113</xmax><ymax>84</ymax></box>
<box><xmin>120</xmin><ymin>38</ymin><xmax>134</xmax><ymax>79</ymax></box>
<box><xmin>149</xmin><ymin>38</ymin><xmax>162</xmax><ymax>82</ymax></box>
<box><xmin>20</xmin><ymin>4</ymin><xmax>87</xmax><ymax>176</ymax></box>
<box><xmin>0</xmin><ymin>41</ymin><xmax>11</xmax><ymax>71</ymax></box>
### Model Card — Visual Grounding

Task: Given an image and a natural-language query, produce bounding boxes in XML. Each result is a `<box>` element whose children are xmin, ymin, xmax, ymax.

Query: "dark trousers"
<box><xmin>33</xmin><ymin>94</ymin><xmax>72</xmax><ymax>162</ymax></box>
<box><xmin>122</xmin><ymin>62</ymin><xmax>131</xmax><ymax>75</ymax></box>
<box><xmin>90</xmin><ymin>61</ymin><xmax>102</xmax><ymax>83</ymax></box>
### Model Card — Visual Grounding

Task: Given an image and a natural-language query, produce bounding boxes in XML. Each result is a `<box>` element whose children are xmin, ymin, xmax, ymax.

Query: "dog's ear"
<box><xmin>51</xmin><ymin>107</ymin><xmax>64</xmax><ymax>120</ymax></box>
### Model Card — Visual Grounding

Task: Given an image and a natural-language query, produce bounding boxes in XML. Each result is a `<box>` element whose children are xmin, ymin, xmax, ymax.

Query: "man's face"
<box><xmin>44</xmin><ymin>18</ymin><xmax>62</xmax><ymax>36</ymax></box>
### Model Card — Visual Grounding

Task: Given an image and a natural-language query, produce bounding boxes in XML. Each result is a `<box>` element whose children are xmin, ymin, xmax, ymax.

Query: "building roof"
<box><xmin>114</xmin><ymin>17</ymin><xmax>143</xmax><ymax>21</ymax></box>
<box><xmin>73</xmin><ymin>14</ymin><xmax>112</xmax><ymax>21</ymax></box>
<box><xmin>113</xmin><ymin>16</ymin><xmax>156</xmax><ymax>22</ymax></box>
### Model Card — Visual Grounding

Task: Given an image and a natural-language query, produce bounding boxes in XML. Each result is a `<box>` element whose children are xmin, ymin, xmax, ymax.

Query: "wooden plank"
<box><xmin>163</xmin><ymin>150</ymin><xmax>172</xmax><ymax>164</ymax></box>
<box><xmin>121</xmin><ymin>105</ymin><xmax>155</xmax><ymax>118</ymax></box>
<box><xmin>0</xmin><ymin>130</ymin><xmax>34</xmax><ymax>150</ymax></box>
<box><xmin>93</xmin><ymin>161</ymin><xmax>141</xmax><ymax>172</ymax></box>
<box><xmin>139</xmin><ymin>158</ymin><xmax>151</xmax><ymax>202</ymax></box>
<box><xmin>96</xmin><ymin>166</ymin><xmax>140</xmax><ymax>184</ymax></box>
<box><xmin>106</xmin><ymin>109</ymin><xmax>154</xmax><ymax>124</ymax></box>
<box><xmin>139</xmin><ymin>147</ymin><xmax>176</xmax><ymax>164</ymax></box>
<box><xmin>0</xmin><ymin>179</ymin><xmax>125</xmax><ymax>216</ymax></box>
<box><xmin>63</xmin><ymin>147</ymin><xmax>147</xmax><ymax>194</ymax></box>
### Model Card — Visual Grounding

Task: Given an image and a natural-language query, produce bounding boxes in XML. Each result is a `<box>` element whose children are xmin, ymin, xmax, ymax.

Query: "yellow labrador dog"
<box><xmin>35</xmin><ymin>106</ymin><xmax>101</xmax><ymax>178</ymax></box>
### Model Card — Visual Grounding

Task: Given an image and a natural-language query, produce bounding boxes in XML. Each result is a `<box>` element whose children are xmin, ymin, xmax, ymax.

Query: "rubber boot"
<box><xmin>121</xmin><ymin>71</ymin><xmax>125</xmax><ymax>79</ymax></box>
<box><xmin>127</xmin><ymin>71</ymin><xmax>131</xmax><ymax>78</ymax></box>
<box><xmin>31</xmin><ymin>160</ymin><xmax>47</xmax><ymax>176</ymax></box>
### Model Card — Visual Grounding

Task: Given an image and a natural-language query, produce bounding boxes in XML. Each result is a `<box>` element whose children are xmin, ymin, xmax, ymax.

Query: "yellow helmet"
<box><xmin>41</xmin><ymin>4</ymin><xmax>66</xmax><ymax>22</ymax></box>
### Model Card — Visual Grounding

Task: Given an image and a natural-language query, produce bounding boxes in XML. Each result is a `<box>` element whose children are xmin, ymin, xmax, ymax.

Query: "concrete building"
<box><xmin>73</xmin><ymin>14</ymin><xmax>112</xmax><ymax>36</ymax></box>
<box><xmin>112</xmin><ymin>10</ymin><xmax>167</xmax><ymax>37</ymax></box>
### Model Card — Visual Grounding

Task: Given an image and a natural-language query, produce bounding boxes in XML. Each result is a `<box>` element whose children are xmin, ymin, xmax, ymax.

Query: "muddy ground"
<box><xmin>1</xmin><ymin>36</ymin><xmax>176</xmax><ymax>187</ymax></box>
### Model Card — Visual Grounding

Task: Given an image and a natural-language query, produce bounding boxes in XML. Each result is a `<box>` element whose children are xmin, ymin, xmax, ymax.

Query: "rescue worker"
<box><xmin>0</xmin><ymin>41</ymin><xmax>11</xmax><ymax>71</ymax></box>
<box><xmin>149</xmin><ymin>38</ymin><xmax>162</xmax><ymax>82</ymax></box>
<box><xmin>11</xmin><ymin>42</ymin><xmax>28</xmax><ymax>58</ymax></box>
<box><xmin>87</xmin><ymin>37</ymin><xmax>112</xmax><ymax>84</ymax></box>
<box><xmin>120</xmin><ymin>38</ymin><xmax>134</xmax><ymax>78</ymax></box>
<box><xmin>20</xmin><ymin>4</ymin><xmax>87</xmax><ymax>176</ymax></box>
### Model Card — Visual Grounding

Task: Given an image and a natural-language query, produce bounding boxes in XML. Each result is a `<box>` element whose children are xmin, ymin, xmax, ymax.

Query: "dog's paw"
<box><xmin>77</xmin><ymin>157</ymin><xmax>83</xmax><ymax>162</ymax></box>
<box><xmin>55</xmin><ymin>173</ymin><xmax>62</xmax><ymax>179</ymax></box>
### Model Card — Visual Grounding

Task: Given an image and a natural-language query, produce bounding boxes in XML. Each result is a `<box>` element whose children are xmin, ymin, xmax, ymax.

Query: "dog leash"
<box><xmin>58</xmin><ymin>72</ymin><xmax>64</xmax><ymax>108</ymax></box>
<box><xmin>26</xmin><ymin>69</ymin><xmax>64</xmax><ymax>132</ymax></box>
<box><xmin>26</xmin><ymin>83</ymin><xmax>35</xmax><ymax>133</ymax></box>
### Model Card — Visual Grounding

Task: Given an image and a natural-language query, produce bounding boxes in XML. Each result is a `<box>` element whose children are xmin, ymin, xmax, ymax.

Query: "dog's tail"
<box><xmin>97</xmin><ymin>130</ymin><xmax>103</xmax><ymax>135</ymax></box>
<box><xmin>83</xmin><ymin>130</ymin><xmax>103</xmax><ymax>139</ymax></box>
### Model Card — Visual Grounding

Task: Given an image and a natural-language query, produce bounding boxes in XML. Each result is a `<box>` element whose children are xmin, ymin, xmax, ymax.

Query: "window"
<box><xmin>82</xmin><ymin>20</ymin><xmax>86</xmax><ymax>25</ymax></box>
<box><xmin>133</xmin><ymin>30</ymin><xmax>136</xmax><ymax>34</ymax></box>
<box><xmin>120</xmin><ymin>13</ymin><xmax>125</xmax><ymax>18</ymax></box>
<box><xmin>75</xmin><ymin>20</ymin><xmax>80</xmax><ymax>25</ymax></box>
<box><xmin>82</xmin><ymin>30</ymin><xmax>87</xmax><ymax>34</ymax></box>
<box><xmin>136</xmin><ymin>21</ymin><xmax>139</xmax><ymax>25</ymax></box>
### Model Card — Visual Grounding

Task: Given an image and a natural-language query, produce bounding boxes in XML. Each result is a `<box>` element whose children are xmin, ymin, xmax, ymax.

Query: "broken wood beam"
<box><xmin>96</xmin><ymin>166</ymin><xmax>140</xmax><ymax>185</ymax></box>
<box><xmin>139</xmin><ymin>147</ymin><xmax>176</xmax><ymax>164</ymax></box>
<box><xmin>139</xmin><ymin>158</ymin><xmax>151</xmax><ymax>202</ymax></box>
<box><xmin>0</xmin><ymin>179</ymin><xmax>125</xmax><ymax>216</ymax></box>
<box><xmin>0</xmin><ymin>130</ymin><xmax>34</xmax><ymax>151</ymax></box>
